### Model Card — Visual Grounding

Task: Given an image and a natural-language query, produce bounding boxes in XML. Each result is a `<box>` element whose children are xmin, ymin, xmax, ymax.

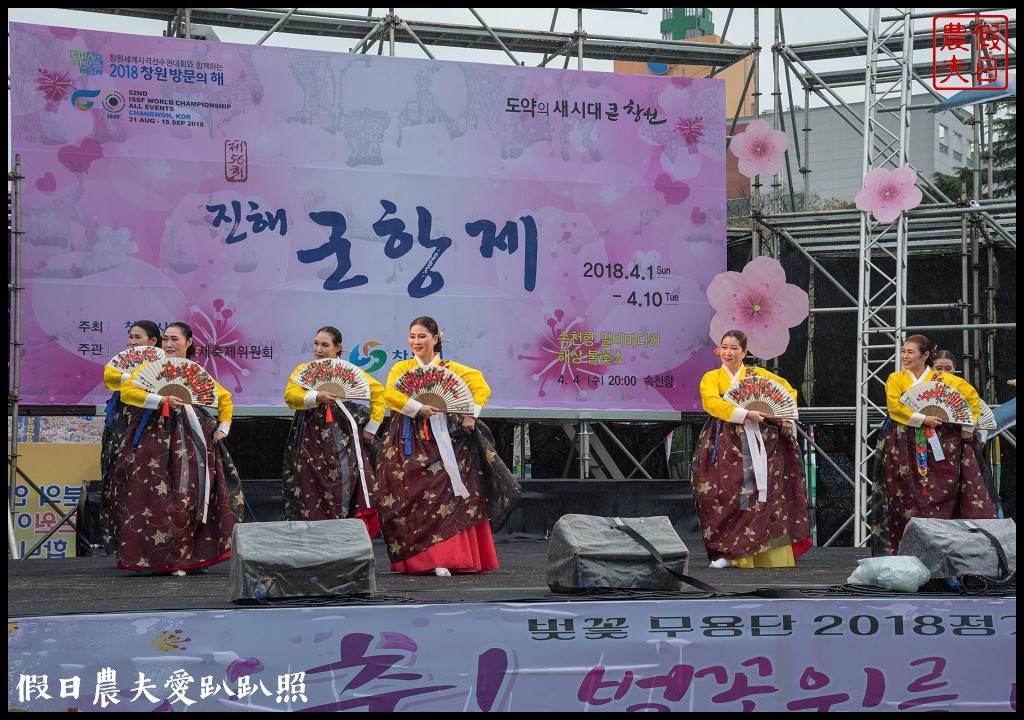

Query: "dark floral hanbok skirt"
<box><xmin>108</xmin><ymin>405</ymin><xmax>245</xmax><ymax>571</ymax></box>
<box><xmin>868</xmin><ymin>420</ymin><xmax>997</xmax><ymax>556</ymax></box>
<box><xmin>100</xmin><ymin>394</ymin><xmax>133</xmax><ymax>550</ymax></box>
<box><xmin>690</xmin><ymin>418</ymin><xmax>811</xmax><ymax>562</ymax></box>
<box><xmin>377</xmin><ymin>415</ymin><xmax>519</xmax><ymax>565</ymax></box>
<box><xmin>282</xmin><ymin>401</ymin><xmax>380</xmax><ymax>537</ymax></box>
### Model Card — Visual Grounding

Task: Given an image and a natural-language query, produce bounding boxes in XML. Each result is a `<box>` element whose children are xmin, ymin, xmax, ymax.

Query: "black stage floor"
<box><xmin>7</xmin><ymin>536</ymin><xmax>909</xmax><ymax>618</ymax></box>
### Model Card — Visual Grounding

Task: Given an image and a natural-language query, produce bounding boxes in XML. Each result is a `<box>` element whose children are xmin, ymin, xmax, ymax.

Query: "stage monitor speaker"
<box><xmin>546</xmin><ymin>514</ymin><xmax>689</xmax><ymax>593</ymax></box>
<box><xmin>897</xmin><ymin>518</ymin><xmax>1016</xmax><ymax>580</ymax></box>
<box><xmin>76</xmin><ymin>480</ymin><xmax>109</xmax><ymax>556</ymax></box>
<box><xmin>228</xmin><ymin>519</ymin><xmax>377</xmax><ymax>602</ymax></box>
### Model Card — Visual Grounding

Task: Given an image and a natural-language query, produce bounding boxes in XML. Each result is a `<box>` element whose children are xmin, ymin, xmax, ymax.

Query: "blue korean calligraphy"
<box><xmin>206</xmin><ymin>199</ymin><xmax>287</xmax><ymax>244</ymax></box>
<box><xmin>298</xmin><ymin>211</ymin><xmax>369</xmax><ymax>290</ymax></box>
<box><xmin>373</xmin><ymin>200</ymin><xmax>452</xmax><ymax>299</ymax></box>
<box><xmin>467</xmin><ymin>215</ymin><xmax>538</xmax><ymax>292</ymax></box>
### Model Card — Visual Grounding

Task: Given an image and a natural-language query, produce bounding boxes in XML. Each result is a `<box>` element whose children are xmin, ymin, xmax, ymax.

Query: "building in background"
<box><xmin>736</xmin><ymin>98</ymin><xmax>973</xmax><ymax>205</ymax></box>
<box><xmin>615</xmin><ymin>9</ymin><xmax>975</xmax><ymax>207</ymax></box>
<box><xmin>613</xmin><ymin>8</ymin><xmax>756</xmax><ymax>202</ymax></box>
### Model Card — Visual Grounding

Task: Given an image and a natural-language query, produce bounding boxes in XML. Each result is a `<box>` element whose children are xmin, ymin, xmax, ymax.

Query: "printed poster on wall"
<box><xmin>9</xmin><ymin>22</ymin><xmax>726</xmax><ymax>411</ymax></box>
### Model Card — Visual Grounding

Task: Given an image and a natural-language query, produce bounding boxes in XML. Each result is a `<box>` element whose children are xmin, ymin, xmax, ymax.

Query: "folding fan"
<box><xmin>976</xmin><ymin>400</ymin><xmax>997</xmax><ymax>431</ymax></box>
<box><xmin>392</xmin><ymin>365</ymin><xmax>475</xmax><ymax>414</ymax></box>
<box><xmin>132</xmin><ymin>357</ymin><xmax>218</xmax><ymax>407</ymax></box>
<box><xmin>294</xmin><ymin>358</ymin><xmax>371</xmax><ymax>400</ymax></box>
<box><xmin>106</xmin><ymin>346</ymin><xmax>165</xmax><ymax>374</ymax></box>
<box><xmin>899</xmin><ymin>381</ymin><xmax>973</xmax><ymax>425</ymax></box>
<box><xmin>723</xmin><ymin>374</ymin><xmax>799</xmax><ymax>419</ymax></box>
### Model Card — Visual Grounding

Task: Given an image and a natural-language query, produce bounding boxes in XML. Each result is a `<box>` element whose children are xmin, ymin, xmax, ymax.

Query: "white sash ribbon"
<box><xmin>725</xmin><ymin>364</ymin><xmax>768</xmax><ymax>503</ymax></box>
<box><xmin>336</xmin><ymin>400</ymin><xmax>370</xmax><ymax>507</ymax></box>
<box><xmin>429</xmin><ymin>413</ymin><xmax>470</xmax><ymax>499</ymax></box>
<box><xmin>183</xmin><ymin>405</ymin><xmax>211</xmax><ymax>524</ymax></box>
<box><xmin>927</xmin><ymin>429</ymin><xmax>945</xmax><ymax>462</ymax></box>
<box><xmin>910</xmin><ymin>370</ymin><xmax>945</xmax><ymax>462</ymax></box>
<box><xmin>743</xmin><ymin>419</ymin><xmax>769</xmax><ymax>503</ymax></box>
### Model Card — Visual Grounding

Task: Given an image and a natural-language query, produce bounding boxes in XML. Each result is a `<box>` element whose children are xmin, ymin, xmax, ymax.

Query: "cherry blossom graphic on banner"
<box><xmin>706</xmin><ymin>256</ymin><xmax>809</xmax><ymax>361</ymax></box>
<box><xmin>728</xmin><ymin>118</ymin><xmax>789</xmax><ymax>178</ymax></box>
<box><xmin>9</xmin><ymin>22</ymin><xmax>727</xmax><ymax>411</ymax></box>
<box><xmin>854</xmin><ymin>166</ymin><xmax>923</xmax><ymax>223</ymax></box>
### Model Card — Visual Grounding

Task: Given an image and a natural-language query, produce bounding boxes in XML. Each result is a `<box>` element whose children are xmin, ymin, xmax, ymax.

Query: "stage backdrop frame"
<box><xmin>10</xmin><ymin>21</ymin><xmax>726</xmax><ymax>414</ymax></box>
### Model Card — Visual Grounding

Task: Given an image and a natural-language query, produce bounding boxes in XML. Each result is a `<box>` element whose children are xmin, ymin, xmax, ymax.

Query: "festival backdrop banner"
<box><xmin>9</xmin><ymin>22</ymin><xmax>726</xmax><ymax>411</ymax></box>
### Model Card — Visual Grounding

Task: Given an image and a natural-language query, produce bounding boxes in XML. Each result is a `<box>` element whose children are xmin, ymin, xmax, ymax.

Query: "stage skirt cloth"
<box><xmin>868</xmin><ymin>420</ymin><xmax>998</xmax><ymax>556</ymax></box>
<box><xmin>282</xmin><ymin>401</ymin><xmax>380</xmax><ymax>538</ymax></box>
<box><xmin>691</xmin><ymin>417</ymin><xmax>812</xmax><ymax>566</ymax></box>
<box><xmin>377</xmin><ymin>415</ymin><xmax>512</xmax><ymax>574</ymax></box>
<box><xmin>108</xmin><ymin>405</ymin><xmax>245</xmax><ymax>572</ymax></box>
<box><xmin>100</xmin><ymin>393</ymin><xmax>133</xmax><ymax>550</ymax></box>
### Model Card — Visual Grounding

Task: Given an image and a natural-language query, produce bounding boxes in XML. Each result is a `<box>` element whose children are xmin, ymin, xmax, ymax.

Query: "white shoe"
<box><xmin>434</xmin><ymin>567</ymin><xmax>452</xmax><ymax>577</ymax></box>
<box><xmin>173</xmin><ymin>570</ymin><xmax>187</xmax><ymax>577</ymax></box>
<box><xmin>709</xmin><ymin>558</ymin><xmax>731</xmax><ymax>569</ymax></box>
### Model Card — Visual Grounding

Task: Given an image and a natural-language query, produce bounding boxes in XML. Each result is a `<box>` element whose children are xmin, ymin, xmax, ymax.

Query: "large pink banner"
<box><xmin>9</xmin><ymin>22</ymin><xmax>725</xmax><ymax>410</ymax></box>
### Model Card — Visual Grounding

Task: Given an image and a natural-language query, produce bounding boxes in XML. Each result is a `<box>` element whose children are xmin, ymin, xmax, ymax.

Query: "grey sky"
<box><xmin>8</xmin><ymin>8</ymin><xmax>1015</xmax><ymax>98</ymax></box>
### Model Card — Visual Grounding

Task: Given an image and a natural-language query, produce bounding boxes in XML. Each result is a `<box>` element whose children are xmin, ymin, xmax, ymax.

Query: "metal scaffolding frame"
<box><xmin>10</xmin><ymin>8</ymin><xmax>1017</xmax><ymax>549</ymax></box>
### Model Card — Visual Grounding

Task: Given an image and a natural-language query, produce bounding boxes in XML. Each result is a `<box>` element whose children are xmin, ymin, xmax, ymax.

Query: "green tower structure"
<box><xmin>660</xmin><ymin>8</ymin><xmax>714</xmax><ymax>40</ymax></box>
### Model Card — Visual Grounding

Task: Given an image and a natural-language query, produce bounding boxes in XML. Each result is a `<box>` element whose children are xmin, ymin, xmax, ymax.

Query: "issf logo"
<box><xmin>102</xmin><ymin>91</ymin><xmax>125</xmax><ymax>114</ymax></box>
<box><xmin>348</xmin><ymin>341</ymin><xmax>388</xmax><ymax>373</ymax></box>
<box><xmin>71</xmin><ymin>88</ymin><xmax>101</xmax><ymax>110</ymax></box>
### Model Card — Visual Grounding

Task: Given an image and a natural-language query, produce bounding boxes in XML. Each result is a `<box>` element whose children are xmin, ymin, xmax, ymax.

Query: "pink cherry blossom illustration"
<box><xmin>854</xmin><ymin>166</ymin><xmax>923</xmax><ymax>223</ymax></box>
<box><xmin>674</xmin><ymin>115</ymin><xmax>704</xmax><ymax>154</ymax></box>
<box><xmin>35</xmin><ymin>68</ymin><xmax>74</xmax><ymax>111</ymax></box>
<box><xmin>706</xmin><ymin>256</ymin><xmax>809</xmax><ymax>360</ymax></box>
<box><xmin>729</xmin><ymin>119</ymin><xmax>789</xmax><ymax>178</ymax></box>
<box><xmin>57</xmin><ymin>138</ymin><xmax>104</xmax><ymax>174</ymax></box>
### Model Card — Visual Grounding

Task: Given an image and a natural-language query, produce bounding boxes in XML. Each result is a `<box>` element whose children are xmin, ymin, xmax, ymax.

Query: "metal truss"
<box><xmin>13</xmin><ymin>9</ymin><xmax>1018</xmax><ymax>541</ymax></box>
<box><xmin>852</xmin><ymin>9</ymin><xmax>914</xmax><ymax>548</ymax></box>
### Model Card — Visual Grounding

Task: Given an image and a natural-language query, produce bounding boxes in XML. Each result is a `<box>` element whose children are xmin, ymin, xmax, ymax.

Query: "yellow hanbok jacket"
<box><xmin>121</xmin><ymin>363</ymin><xmax>234</xmax><ymax>433</ymax></box>
<box><xmin>384</xmin><ymin>357</ymin><xmax>490</xmax><ymax>418</ymax></box>
<box><xmin>699</xmin><ymin>365</ymin><xmax>797</xmax><ymax>424</ymax></box>
<box><xmin>885</xmin><ymin>368</ymin><xmax>981</xmax><ymax>428</ymax></box>
<box><xmin>283</xmin><ymin>362</ymin><xmax>385</xmax><ymax>435</ymax></box>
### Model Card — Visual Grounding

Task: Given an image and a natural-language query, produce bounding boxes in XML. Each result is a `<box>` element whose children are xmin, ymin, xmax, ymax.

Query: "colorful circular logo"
<box><xmin>71</xmin><ymin>88</ymin><xmax>101</xmax><ymax>111</ymax></box>
<box><xmin>348</xmin><ymin>341</ymin><xmax>388</xmax><ymax>373</ymax></box>
<box><xmin>102</xmin><ymin>91</ymin><xmax>125</xmax><ymax>113</ymax></box>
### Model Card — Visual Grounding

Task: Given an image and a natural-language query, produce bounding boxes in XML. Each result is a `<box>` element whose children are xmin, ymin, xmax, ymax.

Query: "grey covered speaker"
<box><xmin>897</xmin><ymin>518</ymin><xmax>1016</xmax><ymax>580</ymax></box>
<box><xmin>546</xmin><ymin>514</ymin><xmax>689</xmax><ymax>592</ymax></box>
<box><xmin>228</xmin><ymin>519</ymin><xmax>377</xmax><ymax>601</ymax></box>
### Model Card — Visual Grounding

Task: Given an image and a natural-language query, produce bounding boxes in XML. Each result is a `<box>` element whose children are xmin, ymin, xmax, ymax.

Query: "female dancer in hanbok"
<box><xmin>868</xmin><ymin>336</ymin><xmax>998</xmax><ymax>555</ymax></box>
<box><xmin>929</xmin><ymin>350</ymin><xmax>1003</xmax><ymax>517</ymax></box>
<box><xmin>377</xmin><ymin>316</ymin><xmax>516</xmax><ymax>577</ymax></box>
<box><xmin>100</xmin><ymin>320</ymin><xmax>161</xmax><ymax>550</ymax></box>
<box><xmin>690</xmin><ymin>330</ymin><xmax>812</xmax><ymax>569</ymax></box>
<box><xmin>282</xmin><ymin>325</ymin><xmax>384</xmax><ymax>537</ymax></box>
<box><xmin>111</xmin><ymin>321</ymin><xmax>245</xmax><ymax>575</ymax></box>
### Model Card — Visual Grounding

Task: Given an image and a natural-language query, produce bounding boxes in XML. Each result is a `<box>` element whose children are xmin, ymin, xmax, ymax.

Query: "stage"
<box><xmin>8</xmin><ymin>536</ymin><xmax>1016</xmax><ymax>712</ymax></box>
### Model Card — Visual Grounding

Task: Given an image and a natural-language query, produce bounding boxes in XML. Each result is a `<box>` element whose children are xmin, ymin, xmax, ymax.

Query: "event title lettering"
<box><xmin>206</xmin><ymin>199</ymin><xmax>538</xmax><ymax>298</ymax></box>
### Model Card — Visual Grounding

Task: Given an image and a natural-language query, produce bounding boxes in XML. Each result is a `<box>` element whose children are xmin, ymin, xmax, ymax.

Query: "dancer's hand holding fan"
<box><xmin>723</xmin><ymin>374</ymin><xmax>799</xmax><ymax>420</ymax></box>
<box><xmin>899</xmin><ymin>381</ymin><xmax>974</xmax><ymax>425</ymax></box>
<box><xmin>392</xmin><ymin>365</ymin><xmax>475</xmax><ymax>415</ymax></box>
<box><xmin>132</xmin><ymin>357</ymin><xmax>218</xmax><ymax>414</ymax></box>
<box><xmin>107</xmin><ymin>345</ymin><xmax>165</xmax><ymax>375</ymax></box>
<box><xmin>293</xmin><ymin>358</ymin><xmax>372</xmax><ymax>422</ymax></box>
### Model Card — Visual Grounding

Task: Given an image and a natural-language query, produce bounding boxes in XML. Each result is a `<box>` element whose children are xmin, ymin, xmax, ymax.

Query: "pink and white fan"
<box><xmin>899</xmin><ymin>381</ymin><xmax>973</xmax><ymax>425</ymax></box>
<box><xmin>294</xmin><ymin>358</ymin><xmax>371</xmax><ymax>400</ymax></box>
<box><xmin>132</xmin><ymin>357</ymin><xmax>218</xmax><ymax>407</ymax></box>
<box><xmin>392</xmin><ymin>365</ymin><xmax>475</xmax><ymax>414</ymax></box>
<box><xmin>723</xmin><ymin>374</ymin><xmax>799</xmax><ymax>419</ymax></box>
<box><xmin>976</xmin><ymin>401</ymin><xmax>997</xmax><ymax>431</ymax></box>
<box><xmin>106</xmin><ymin>346</ymin><xmax>165</xmax><ymax>375</ymax></box>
